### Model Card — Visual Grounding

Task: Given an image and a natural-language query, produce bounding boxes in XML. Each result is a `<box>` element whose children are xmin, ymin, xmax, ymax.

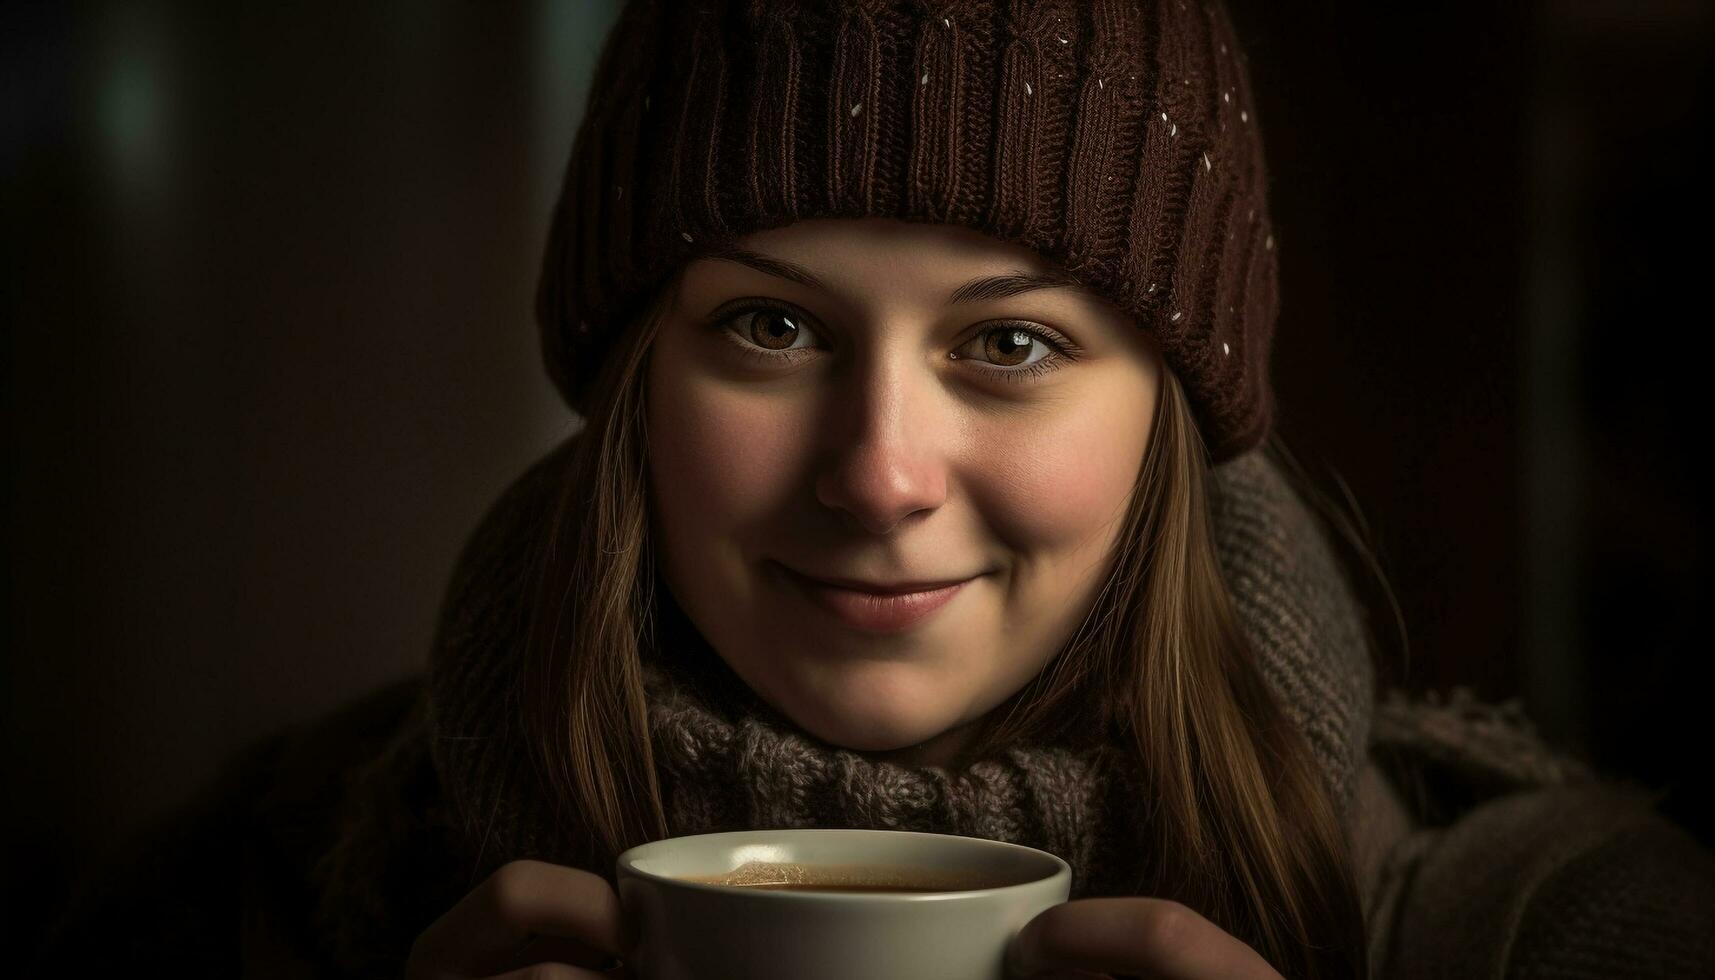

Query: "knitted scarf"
<box><xmin>308</xmin><ymin>441</ymin><xmax>1376</xmax><ymax>973</ymax></box>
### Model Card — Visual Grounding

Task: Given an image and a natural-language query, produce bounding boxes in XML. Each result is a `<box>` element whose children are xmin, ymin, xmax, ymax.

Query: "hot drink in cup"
<box><xmin>615</xmin><ymin>829</ymin><xmax>1071</xmax><ymax>980</ymax></box>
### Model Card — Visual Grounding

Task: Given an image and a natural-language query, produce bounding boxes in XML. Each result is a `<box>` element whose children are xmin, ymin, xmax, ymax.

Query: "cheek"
<box><xmin>977</xmin><ymin>410</ymin><xmax>1146</xmax><ymax>551</ymax></box>
<box><xmin>646</xmin><ymin>358</ymin><xmax>803</xmax><ymax>549</ymax></box>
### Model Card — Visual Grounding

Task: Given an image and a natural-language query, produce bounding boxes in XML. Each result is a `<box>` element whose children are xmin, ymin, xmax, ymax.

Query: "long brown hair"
<box><xmin>521</xmin><ymin>273</ymin><xmax>1369</xmax><ymax>978</ymax></box>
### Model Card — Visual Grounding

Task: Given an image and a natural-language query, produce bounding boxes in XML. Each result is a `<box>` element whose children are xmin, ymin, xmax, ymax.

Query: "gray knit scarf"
<box><xmin>307</xmin><ymin>439</ymin><xmax>1375</xmax><ymax>973</ymax></box>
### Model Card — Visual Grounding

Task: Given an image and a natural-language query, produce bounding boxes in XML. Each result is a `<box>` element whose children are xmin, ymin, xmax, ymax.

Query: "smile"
<box><xmin>774</xmin><ymin>563</ymin><xmax>976</xmax><ymax>634</ymax></box>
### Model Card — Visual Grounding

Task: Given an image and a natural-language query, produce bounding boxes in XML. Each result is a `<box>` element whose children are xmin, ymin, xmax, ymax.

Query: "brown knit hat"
<box><xmin>537</xmin><ymin>0</ymin><xmax>1279</xmax><ymax>461</ymax></box>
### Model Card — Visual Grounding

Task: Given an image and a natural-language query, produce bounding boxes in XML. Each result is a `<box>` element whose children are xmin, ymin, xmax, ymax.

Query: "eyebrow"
<box><xmin>704</xmin><ymin>245</ymin><xmax>1092</xmax><ymax>306</ymax></box>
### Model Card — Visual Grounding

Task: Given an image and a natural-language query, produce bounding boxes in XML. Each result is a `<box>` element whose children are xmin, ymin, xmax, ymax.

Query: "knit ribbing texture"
<box><xmin>538</xmin><ymin>0</ymin><xmax>1280</xmax><ymax>461</ymax></box>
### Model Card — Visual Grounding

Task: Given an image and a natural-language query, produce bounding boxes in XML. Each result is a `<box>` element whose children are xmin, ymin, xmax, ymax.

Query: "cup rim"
<box><xmin>615</xmin><ymin>828</ymin><xmax>1071</xmax><ymax>902</ymax></box>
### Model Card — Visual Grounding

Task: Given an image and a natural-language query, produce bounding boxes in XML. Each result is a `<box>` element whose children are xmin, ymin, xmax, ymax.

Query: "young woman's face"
<box><xmin>645</xmin><ymin>217</ymin><xmax>1161</xmax><ymax>768</ymax></box>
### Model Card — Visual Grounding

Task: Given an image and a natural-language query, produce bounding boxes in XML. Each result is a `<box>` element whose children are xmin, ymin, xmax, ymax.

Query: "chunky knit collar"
<box><xmin>636</xmin><ymin>634</ymin><xmax>1142</xmax><ymax>898</ymax></box>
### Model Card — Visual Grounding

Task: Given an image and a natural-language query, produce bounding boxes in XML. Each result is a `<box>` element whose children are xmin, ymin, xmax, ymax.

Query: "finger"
<box><xmin>414</xmin><ymin>860</ymin><xmax>625</xmax><ymax>977</ymax></box>
<box><xmin>1010</xmin><ymin>898</ymin><xmax>1280</xmax><ymax>980</ymax></box>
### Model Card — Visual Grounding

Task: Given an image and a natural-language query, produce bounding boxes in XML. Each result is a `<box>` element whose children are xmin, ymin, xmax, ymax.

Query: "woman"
<box><xmin>425</xmin><ymin>215</ymin><xmax>1367</xmax><ymax>979</ymax></box>
<box><xmin>30</xmin><ymin>1</ymin><xmax>1715</xmax><ymax>978</ymax></box>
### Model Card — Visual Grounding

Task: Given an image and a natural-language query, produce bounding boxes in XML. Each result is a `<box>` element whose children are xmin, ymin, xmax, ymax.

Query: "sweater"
<box><xmin>27</xmin><ymin>435</ymin><xmax>1715</xmax><ymax>978</ymax></box>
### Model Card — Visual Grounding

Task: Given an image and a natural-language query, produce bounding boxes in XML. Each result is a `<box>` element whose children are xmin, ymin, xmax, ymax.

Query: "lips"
<box><xmin>774</xmin><ymin>563</ymin><xmax>977</xmax><ymax>634</ymax></box>
<box><xmin>793</xmin><ymin>572</ymin><xmax>973</xmax><ymax>595</ymax></box>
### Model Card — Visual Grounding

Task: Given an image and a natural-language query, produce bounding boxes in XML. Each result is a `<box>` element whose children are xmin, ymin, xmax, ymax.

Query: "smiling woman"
<box><xmin>644</xmin><ymin>218</ymin><xmax>1166</xmax><ymax>772</ymax></box>
<box><xmin>646</xmin><ymin>219</ymin><xmax>1165</xmax><ymax>770</ymax></box>
<box><xmin>29</xmin><ymin>0</ymin><xmax>1715</xmax><ymax>977</ymax></box>
<box><xmin>505</xmin><ymin>200</ymin><xmax>1371</xmax><ymax>978</ymax></box>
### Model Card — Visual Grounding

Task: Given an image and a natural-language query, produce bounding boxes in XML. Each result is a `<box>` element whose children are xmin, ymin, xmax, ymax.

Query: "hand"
<box><xmin>1006</xmin><ymin>898</ymin><xmax>1284</xmax><ymax>980</ymax></box>
<box><xmin>406</xmin><ymin>859</ymin><xmax>632</xmax><ymax>980</ymax></box>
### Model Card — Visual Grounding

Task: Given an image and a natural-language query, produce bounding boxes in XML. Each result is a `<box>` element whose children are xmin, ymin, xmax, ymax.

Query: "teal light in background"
<box><xmin>96</xmin><ymin>3</ymin><xmax>176</xmax><ymax>216</ymax></box>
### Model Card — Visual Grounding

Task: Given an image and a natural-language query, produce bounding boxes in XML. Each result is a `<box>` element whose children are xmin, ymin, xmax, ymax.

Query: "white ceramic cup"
<box><xmin>614</xmin><ymin>828</ymin><xmax>1072</xmax><ymax>980</ymax></box>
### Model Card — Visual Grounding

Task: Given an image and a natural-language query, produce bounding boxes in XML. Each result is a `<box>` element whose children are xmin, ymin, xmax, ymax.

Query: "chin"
<box><xmin>776</xmin><ymin>663</ymin><xmax>960</xmax><ymax>754</ymax></box>
<box><xmin>807</xmin><ymin>716</ymin><xmax>937</xmax><ymax>754</ymax></box>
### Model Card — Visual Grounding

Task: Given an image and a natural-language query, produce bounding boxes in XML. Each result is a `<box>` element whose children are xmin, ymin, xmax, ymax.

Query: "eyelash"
<box><xmin>704</xmin><ymin>298</ymin><xmax>1084</xmax><ymax>385</ymax></box>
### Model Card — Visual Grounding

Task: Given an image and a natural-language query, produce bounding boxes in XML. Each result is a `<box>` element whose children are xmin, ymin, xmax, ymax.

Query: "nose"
<box><xmin>813</xmin><ymin>351</ymin><xmax>949</xmax><ymax>536</ymax></box>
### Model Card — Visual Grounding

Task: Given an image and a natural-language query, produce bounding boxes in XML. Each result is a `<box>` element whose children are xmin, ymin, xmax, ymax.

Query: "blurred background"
<box><xmin>5</xmin><ymin>0</ymin><xmax>1711</xmax><ymax>960</ymax></box>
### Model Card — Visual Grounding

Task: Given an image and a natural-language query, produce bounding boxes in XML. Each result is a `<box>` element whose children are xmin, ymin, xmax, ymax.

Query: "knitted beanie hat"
<box><xmin>538</xmin><ymin>0</ymin><xmax>1280</xmax><ymax>461</ymax></box>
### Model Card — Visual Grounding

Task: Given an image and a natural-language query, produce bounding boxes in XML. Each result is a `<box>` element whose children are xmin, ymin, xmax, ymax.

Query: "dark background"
<box><xmin>6</xmin><ymin>0</ymin><xmax>1712</xmax><ymax>962</ymax></box>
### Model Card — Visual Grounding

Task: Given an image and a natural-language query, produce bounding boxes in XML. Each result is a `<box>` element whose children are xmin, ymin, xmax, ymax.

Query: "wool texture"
<box><xmin>538</xmin><ymin>0</ymin><xmax>1280</xmax><ymax>461</ymax></box>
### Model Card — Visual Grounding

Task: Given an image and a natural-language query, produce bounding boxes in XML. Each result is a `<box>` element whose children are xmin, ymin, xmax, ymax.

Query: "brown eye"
<box><xmin>982</xmin><ymin>327</ymin><xmax>1037</xmax><ymax>367</ymax></box>
<box><xmin>745</xmin><ymin>309</ymin><xmax>804</xmax><ymax>351</ymax></box>
<box><xmin>950</xmin><ymin>321</ymin><xmax>1079</xmax><ymax>385</ymax></box>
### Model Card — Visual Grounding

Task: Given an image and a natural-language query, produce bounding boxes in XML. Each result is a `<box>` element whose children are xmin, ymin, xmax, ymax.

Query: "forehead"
<box><xmin>680</xmin><ymin>216</ymin><xmax>1120</xmax><ymax>315</ymax></box>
